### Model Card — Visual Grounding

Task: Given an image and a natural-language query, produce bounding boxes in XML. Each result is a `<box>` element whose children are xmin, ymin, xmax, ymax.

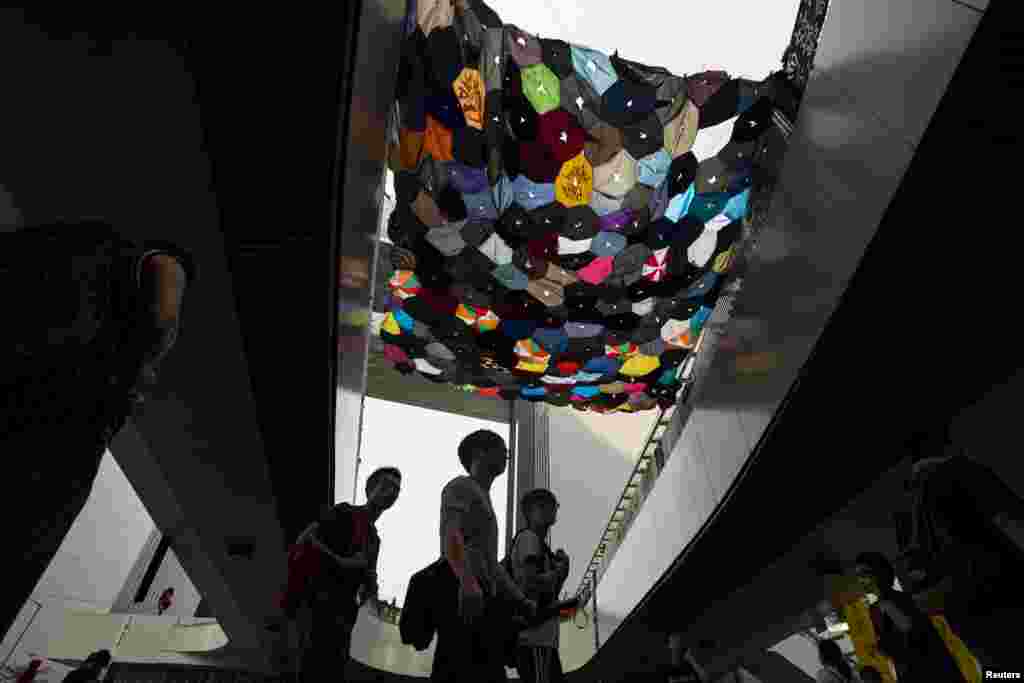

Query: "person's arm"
<box><xmin>309</xmin><ymin>534</ymin><xmax>367</xmax><ymax>570</ymax></box>
<box><xmin>135</xmin><ymin>254</ymin><xmax>188</xmax><ymax>379</ymax></box>
<box><xmin>142</xmin><ymin>254</ymin><xmax>187</xmax><ymax>329</ymax></box>
<box><xmin>361</xmin><ymin>537</ymin><xmax>381</xmax><ymax>608</ymax></box>
<box><xmin>300</xmin><ymin>514</ymin><xmax>369</xmax><ymax>572</ymax></box>
<box><xmin>444</xmin><ymin>516</ymin><xmax>481</xmax><ymax>593</ymax></box>
<box><xmin>295</xmin><ymin>522</ymin><xmax>317</xmax><ymax>544</ymax></box>
<box><xmin>495</xmin><ymin>555</ymin><xmax>529</xmax><ymax>605</ymax></box>
<box><xmin>513</xmin><ymin>532</ymin><xmax>562</xmax><ymax>599</ymax></box>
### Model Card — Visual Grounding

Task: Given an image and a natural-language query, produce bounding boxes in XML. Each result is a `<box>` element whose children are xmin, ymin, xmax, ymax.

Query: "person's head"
<box><xmin>458</xmin><ymin>430</ymin><xmax>508</xmax><ymax>479</ymax></box>
<box><xmin>365</xmin><ymin>466</ymin><xmax>402</xmax><ymax>510</ymax></box>
<box><xmin>859</xmin><ymin>665</ymin><xmax>884</xmax><ymax>682</ymax></box>
<box><xmin>521</xmin><ymin>488</ymin><xmax>559</xmax><ymax>529</ymax></box>
<box><xmin>85</xmin><ymin>650</ymin><xmax>112</xmax><ymax>671</ymax></box>
<box><xmin>817</xmin><ymin>640</ymin><xmax>850</xmax><ymax>677</ymax></box>
<box><xmin>854</xmin><ymin>551</ymin><xmax>896</xmax><ymax>595</ymax></box>
<box><xmin>167</xmin><ymin>587</ymin><xmax>175</xmax><ymax>595</ymax></box>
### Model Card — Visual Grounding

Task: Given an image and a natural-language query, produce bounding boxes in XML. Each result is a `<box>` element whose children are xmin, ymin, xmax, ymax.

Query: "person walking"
<box><xmin>293</xmin><ymin>467</ymin><xmax>401</xmax><ymax>682</ymax></box>
<box><xmin>509</xmin><ymin>488</ymin><xmax>570</xmax><ymax>683</ymax></box>
<box><xmin>432</xmin><ymin>430</ymin><xmax>537</xmax><ymax>682</ymax></box>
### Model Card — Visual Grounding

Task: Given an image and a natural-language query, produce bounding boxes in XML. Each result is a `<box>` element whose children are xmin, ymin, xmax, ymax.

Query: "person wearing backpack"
<box><xmin>508</xmin><ymin>488</ymin><xmax>570</xmax><ymax>683</ymax></box>
<box><xmin>1</xmin><ymin>220</ymin><xmax>195</xmax><ymax>643</ymax></box>
<box><xmin>292</xmin><ymin>467</ymin><xmax>402</xmax><ymax>683</ymax></box>
<box><xmin>900</xmin><ymin>424</ymin><xmax>1024</xmax><ymax>673</ymax></box>
<box><xmin>432</xmin><ymin>430</ymin><xmax>537</xmax><ymax>683</ymax></box>
<box><xmin>854</xmin><ymin>551</ymin><xmax>966</xmax><ymax>682</ymax></box>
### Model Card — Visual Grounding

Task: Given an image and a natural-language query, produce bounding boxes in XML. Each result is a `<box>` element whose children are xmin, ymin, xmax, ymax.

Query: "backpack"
<box><xmin>399</xmin><ymin>558</ymin><xmax>457</xmax><ymax>651</ymax></box>
<box><xmin>396</xmin><ymin>537</ymin><xmax>533</xmax><ymax>655</ymax></box>
<box><xmin>500</xmin><ymin>528</ymin><xmax>558</xmax><ymax>607</ymax></box>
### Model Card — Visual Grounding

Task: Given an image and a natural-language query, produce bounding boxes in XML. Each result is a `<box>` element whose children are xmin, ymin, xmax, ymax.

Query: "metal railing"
<box><xmin>575</xmin><ymin>405</ymin><xmax>676</xmax><ymax>605</ymax></box>
<box><xmin>571</xmin><ymin>259</ymin><xmax>750</xmax><ymax>609</ymax></box>
<box><xmin>572</xmin><ymin>316</ymin><xmax>730</xmax><ymax>608</ymax></box>
<box><xmin>0</xmin><ymin>599</ymin><xmax>43</xmax><ymax>674</ymax></box>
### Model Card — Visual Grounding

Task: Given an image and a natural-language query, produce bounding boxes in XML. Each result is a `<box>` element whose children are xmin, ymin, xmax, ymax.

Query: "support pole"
<box><xmin>506</xmin><ymin>400</ymin><xmax>517</xmax><ymax>554</ymax></box>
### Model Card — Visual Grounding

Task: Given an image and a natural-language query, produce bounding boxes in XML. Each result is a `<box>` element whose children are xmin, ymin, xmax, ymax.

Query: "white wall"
<box><xmin>586</xmin><ymin>413</ymin><xmax>724</xmax><ymax>644</ymax></box>
<box><xmin>32</xmin><ymin>450</ymin><xmax>155</xmax><ymax>610</ymax></box>
<box><xmin>139</xmin><ymin>549</ymin><xmax>202</xmax><ymax>618</ymax></box>
<box><xmin>548</xmin><ymin>408</ymin><xmax>659</xmax><ymax>596</ymax></box>
<box><xmin>0</xmin><ymin>450</ymin><xmax>201</xmax><ymax>678</ymax></box>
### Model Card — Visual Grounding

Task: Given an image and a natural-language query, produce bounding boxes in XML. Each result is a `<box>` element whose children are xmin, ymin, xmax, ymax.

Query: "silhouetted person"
<box><xmin>62</xmin><ymin>650</ymin><xmax>111</xmax><ymax>683</ymax></box>
<box><xmin>157</xmin><ymin>587</ymin><xmax>175</xmax><ymax>616</ymax></box>
<box><xmin>903</xmin><ymin>424</ymin><xmax>1024</xmax><ymax>672</ymax></box>
<box><xmin>854</xmin><ymin>551</ymin><xmax>965</xmax><ymax>682</ymax></box>
<box><xmin>432</xmin><ymin>430</ymin><xmax>536</xmax><ymax>683</ymax></box>
<box><xmin>294</xmin><ymin>467</ymin><xmax>401</xmax><ymax>683</ymax></box>
<box><xmin>1</xmin><ymin>220</ymin><xmax>195</xmax><ymax>642</ymax></box>
<box><xmin>815</xmin><ymin>639</ymin><xmax>852</xmax><ymax>683</ymax></box>
<box><xmin>510</xmin><ymin>488</ymin><xmax>570</xmax><ymax>683</ymax></box>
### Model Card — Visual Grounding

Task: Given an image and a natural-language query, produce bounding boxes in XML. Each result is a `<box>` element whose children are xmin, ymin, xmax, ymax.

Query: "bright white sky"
<box><xmin>360</xmin><ymin>0</ymin><xmax>801</xmax><ymax>606</ymax></box>
<box><xmin>353</xmin><ymin>397</ymin><xmax>509</xmax><ymax>605</ymax></box>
